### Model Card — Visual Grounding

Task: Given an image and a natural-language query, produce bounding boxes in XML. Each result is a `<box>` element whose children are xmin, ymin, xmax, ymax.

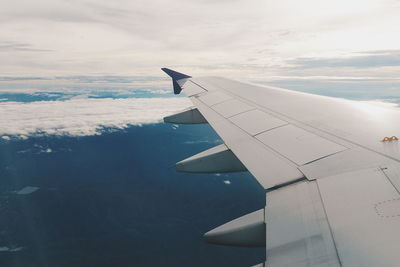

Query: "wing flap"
<box><xmin>265</xmin><ymin>180</ymin><xmax>340</xmax><ymax>267</ymax></box>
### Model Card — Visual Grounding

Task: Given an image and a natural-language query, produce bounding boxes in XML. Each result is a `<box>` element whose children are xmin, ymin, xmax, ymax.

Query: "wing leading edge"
<box><xmin>162</xmin><ymin>68</ymin><xmax>400</xmax><ymax>267</ymax></box>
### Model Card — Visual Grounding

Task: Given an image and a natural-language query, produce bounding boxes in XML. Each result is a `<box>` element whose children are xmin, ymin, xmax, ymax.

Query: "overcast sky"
<box><xmin>1</xmin><ymin>0</ymin><xmax>399</xmax><ymax>80</ymax></box>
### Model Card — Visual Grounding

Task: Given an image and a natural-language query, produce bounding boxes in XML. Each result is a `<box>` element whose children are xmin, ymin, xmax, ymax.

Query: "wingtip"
<box><xmin>162</xmin><ymin>68</ymin><xmax>191</xmax><ymax>94</ymax></box>
<box><xmin>161</xmin><ymin>68</ymin><xmax>191</xmax><ymax>80</ymax></box>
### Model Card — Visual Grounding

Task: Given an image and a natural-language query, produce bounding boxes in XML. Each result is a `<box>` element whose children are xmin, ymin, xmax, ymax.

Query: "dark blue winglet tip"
<box><xmin>161</xmin><ymin>68</ymin><xmax>191</xmax><ymax>80</ymax></box>
<box><xmin>161</xmin><ymin>68</ymin><xmax>191</xmax><ymax>95</ymax></box>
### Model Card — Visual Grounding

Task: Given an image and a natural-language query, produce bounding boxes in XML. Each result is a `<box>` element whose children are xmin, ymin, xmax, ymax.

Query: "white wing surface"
<box><xmin>162</xmin><ymin>68</ymin><xmax>400</xmax><ymax>267</ymax></box>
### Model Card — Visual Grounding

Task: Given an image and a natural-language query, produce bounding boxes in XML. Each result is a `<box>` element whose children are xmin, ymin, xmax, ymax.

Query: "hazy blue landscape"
<box><xmin>0</xmin><ymin>89</ymin><xmax>265</xmax><ymax>266</ymax></box>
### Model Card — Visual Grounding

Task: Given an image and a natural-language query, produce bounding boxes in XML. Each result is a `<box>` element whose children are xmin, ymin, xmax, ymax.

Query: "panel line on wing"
<box><xmin>315</xmin><ymin>180</ymin><xmax>343</xmax><ymax>267</ymax></box>
<box><xmin>381</xmin><ymin>165</ymin><xmax>400</xmax><ymax>195</ymax></box>
<box><xmin>230</xmin><ymin>109</ymin><xmax>289</xmax><ymax>136</ymax></box>
<box><xmin>188</xmin><ymin>80</ymin><xmax>209</xmax><ymax>92</ymax></box>
<box><xmin>212</xmin><ymin>99</ymin><xmax>256</xmax><ymax>118</ymax></box>
<box><xmin>181</xmin><ymin>80</ymin><xmax>207</xmax><ymax>96</ymax></box>
<box><xmin>252</xmin><ymin>125</ymin><xmax>287</xmax><ymax>137</ymax></box>
<box><xmin>197</xmin><ymin>91</ymin><xmax>233</xmax><ymax>106</ymax></box>
<box><xmin>256</xmin><ymin>125</ymin><xmax>347</xmax><ymax>166</ymax></box>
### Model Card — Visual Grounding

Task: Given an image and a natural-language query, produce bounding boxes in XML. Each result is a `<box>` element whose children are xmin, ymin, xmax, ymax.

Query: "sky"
<box><xmin>1</xmin><ymin>0</ymin><xmax>400</xmax><ymax>78</ymax></box>
<box><xmin>1</xmin><ymin>0</ymin><xmax>400</xmax><ymax>138</ymax></box>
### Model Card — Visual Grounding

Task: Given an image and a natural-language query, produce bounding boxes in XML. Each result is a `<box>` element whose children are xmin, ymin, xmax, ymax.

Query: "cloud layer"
<box><xmin>0</xmin><ymin>97</ymin><xmax>191</xmax><ymax>137</ymax></box>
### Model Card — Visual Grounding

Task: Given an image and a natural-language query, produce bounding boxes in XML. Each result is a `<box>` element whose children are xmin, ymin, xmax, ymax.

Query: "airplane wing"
<box><xmin>162</xmin><ymin>68</ymin><xmax>400</xmax><ymax>267</ymax></box>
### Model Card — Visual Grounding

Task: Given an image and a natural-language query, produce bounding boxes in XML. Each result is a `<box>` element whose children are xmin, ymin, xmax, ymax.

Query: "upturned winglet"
<box><xmin>161</xmin><ymin>68</ymin><xmax>191</xmax><ymax>94</ymax></box>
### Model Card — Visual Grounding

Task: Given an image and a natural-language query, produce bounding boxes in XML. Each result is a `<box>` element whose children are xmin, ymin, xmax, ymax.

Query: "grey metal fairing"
<box><xmin>176</xmin><ymin>144</ymin><xmax>247</xmax><ymax>173</ymax></box>
<box><xmin>204</xmin><ymin>209</ymin><xmax>265</xmax><ymax>247</ymax></box>
<box><xmin>163</xmin><ymin>107</ymin><xmax>207</xmax><ymax>124</ymax></box>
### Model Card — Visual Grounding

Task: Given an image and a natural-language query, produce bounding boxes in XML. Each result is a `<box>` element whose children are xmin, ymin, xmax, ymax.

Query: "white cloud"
<box><xmin>0</xmin><ymin>246</ymin><xmax>24</xmax><ymax>252</ymax></box>
<box><xmin>0</xmin><ymin>97</ymin><xmax>191</xmax><ymax>137</ymax></box>
<box><xmin>182</xmin><ymin>140</ymin><xmax>221</xmax><ymax>145</ymax></box>
<box><xmin>1</xmin><ymin>135</ymin><xmax>10</xmax><ymax>140</ymax></box>
<box><xmin>16</xmin><ymin>186</ymin><xmax>40</xmax><ymax>195</ymax></box>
